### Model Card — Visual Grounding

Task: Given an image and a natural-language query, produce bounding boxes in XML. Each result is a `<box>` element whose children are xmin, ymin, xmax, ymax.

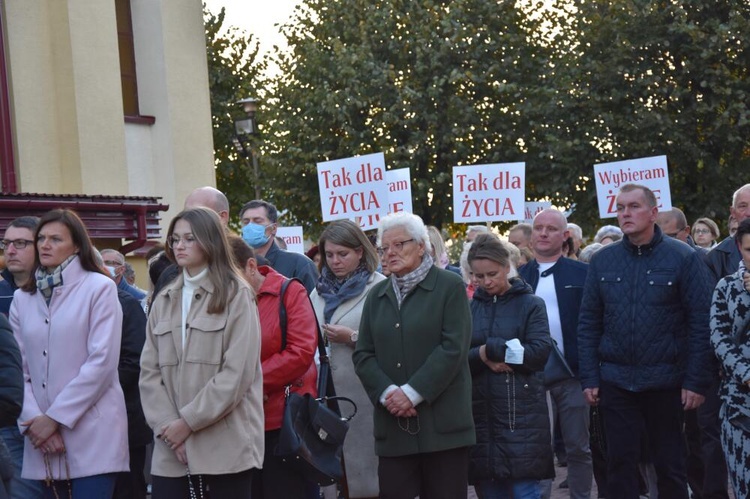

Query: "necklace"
<box><xmin>398</xmin><ymin>415</ymin><xmax>420</xmax><ymax>435</ymax></box>
<box><xmin>506</xmin><ymin>372</ymin><xmax>516</xmax><ymax>432</ymax></box>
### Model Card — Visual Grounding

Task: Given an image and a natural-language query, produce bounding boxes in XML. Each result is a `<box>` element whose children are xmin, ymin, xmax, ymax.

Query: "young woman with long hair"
<box><xmin>140</xmin><ymin>207</ymin><xmax>264</xmax><ymax>499</ymax></box>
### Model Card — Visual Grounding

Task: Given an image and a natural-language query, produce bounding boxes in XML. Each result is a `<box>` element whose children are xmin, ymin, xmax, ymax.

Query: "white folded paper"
<box><xmin>504</xmin><ymin>338</ymin><xmax>525</xmax><ymax>365</ymax></box>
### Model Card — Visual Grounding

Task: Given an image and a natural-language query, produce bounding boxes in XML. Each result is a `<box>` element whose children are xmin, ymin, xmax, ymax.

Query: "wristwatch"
<box><xmin>350</xmin><ymin>330</ymin><xmax>359</xmax><ymax>342</ymax></box>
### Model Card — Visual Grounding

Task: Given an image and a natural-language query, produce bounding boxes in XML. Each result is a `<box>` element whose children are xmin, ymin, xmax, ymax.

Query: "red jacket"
<box><xmin>257</xmin><ymin>266</ymin><xmax>318</xmax><ymax>430</ymax></box>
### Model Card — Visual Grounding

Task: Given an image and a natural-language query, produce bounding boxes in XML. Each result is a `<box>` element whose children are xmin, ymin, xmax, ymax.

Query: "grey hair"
<box><xmin>377</xmin><ymin>212</ymin><xmax>432</xmax><ymax>255</ymax></box>
<box><xmin>567</xmin><ymin>223</ymin><xmax>583</xmax><ymax>241</ymax></box>
<box><xmin>579</xmin><ymin>243</ymin><xmax>604</xmax><ymax>263</ymax></box>
<box><xmin>732</xmin><ymin>184</ymin><xmax>750</xmax><ymax>208</ymax></box>
<box><xmin>459</xmin><ymin>242</ymin><xmax>473</xmax><ymax>284</ymax></box>
<box><xmin>594</xmin><ymin>225</ymin><xmax>623</xmax><ymax>244</ymax></box>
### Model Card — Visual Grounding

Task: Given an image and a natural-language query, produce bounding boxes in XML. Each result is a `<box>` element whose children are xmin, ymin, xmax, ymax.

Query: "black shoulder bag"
<box><xmin>274</xmin><ymin>278</ymin><xmax>358</xmax><ymax>485</ymax></box>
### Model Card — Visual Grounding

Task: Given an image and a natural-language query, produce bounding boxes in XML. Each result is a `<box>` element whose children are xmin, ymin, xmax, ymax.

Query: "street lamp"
<box><xmin>233</xmin><ymin>97</ymin><xmax>261</xmax><ymax>200</ymax></box>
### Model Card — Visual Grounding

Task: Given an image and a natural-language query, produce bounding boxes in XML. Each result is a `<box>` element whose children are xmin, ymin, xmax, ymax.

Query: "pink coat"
<box><xmin>10</xmin><ymin>257</ymin><xmax>129</xmax><ymax>480</ymax></box>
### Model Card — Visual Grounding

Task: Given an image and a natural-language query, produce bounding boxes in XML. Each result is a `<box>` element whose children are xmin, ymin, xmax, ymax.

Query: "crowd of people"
<box><xmin>0</xmin><ymin>181</ymin><xmax>748</xmax><ymax>499</ymax></box>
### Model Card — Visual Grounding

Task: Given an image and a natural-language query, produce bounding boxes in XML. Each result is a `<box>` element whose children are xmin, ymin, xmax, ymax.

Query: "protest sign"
<box><xmin>594</xmin><ymin>155</ymin><xmax>671</xmax><ymax>218</ymax></box>
<box><xmin>452</xmin><ymin>163</ymin><xmax>525</xmax><ymax>223</ymax></box>
<box><xmin>317</xmin><ymin>152</ymin><xmax>389</xmax><ymax>222</ymax></box>
<box><xmin>355</xmin><ymin>168</ymin><xmax>413</xmax><ymax>231</ymax></box>
<box><xmin>524</xmin><ymin>202</ymin><xmax>552</xmax><ymax>224</ymax></box>
<box><xmin>276</xmin><ymin>226</ymin><xmax>305</xmax><ymax>254</ymax></box>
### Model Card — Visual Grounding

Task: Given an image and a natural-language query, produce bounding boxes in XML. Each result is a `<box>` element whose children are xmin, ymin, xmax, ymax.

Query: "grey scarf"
<box><xmin>391</xmin><ymin>253</ymin><xmax>434</xmax><ymax>308</ymax></box>
<box><xmin>35</xmin><ymin>254</ymin><xmax>78</xmax><ymax>301</ymax></box>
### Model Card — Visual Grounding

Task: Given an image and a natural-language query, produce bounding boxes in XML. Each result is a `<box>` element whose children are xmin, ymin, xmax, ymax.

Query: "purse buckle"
<box><xmin>318</xmin><ymin>428</ymin><xmax>328</xmax><ymax>440</ymax></box>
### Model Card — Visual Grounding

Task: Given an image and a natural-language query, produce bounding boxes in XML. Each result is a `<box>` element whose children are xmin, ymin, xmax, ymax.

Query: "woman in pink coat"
<box><xmin>10</xmin><ymin>209</ymin><xmax>129</xmax><ymax>498</ymax></box>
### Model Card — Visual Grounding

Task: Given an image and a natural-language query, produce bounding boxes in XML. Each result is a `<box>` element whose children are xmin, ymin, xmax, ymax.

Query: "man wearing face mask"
<box><xmin>101</xmin><ymin>248</ymin><xmax>147</xmax><ymax>301</ymax></box>
<box><xmin>239</xmin><ymin>200</ymin><xmax>318</xmax><ymax>292</ymax></box>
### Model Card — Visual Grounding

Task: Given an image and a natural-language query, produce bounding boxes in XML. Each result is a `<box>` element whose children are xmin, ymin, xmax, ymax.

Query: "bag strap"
<box><xmin>278</xmin><ymin>277</ymin><xmax>298</xmax><ymax>352</ymax></box>
<box><xmin>277</xmin><ymin>277</ymin><xmax>341</xmax><ymax>415</ymax></box>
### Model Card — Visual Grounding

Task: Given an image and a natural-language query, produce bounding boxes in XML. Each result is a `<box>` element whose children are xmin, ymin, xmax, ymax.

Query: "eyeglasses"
<box><xmin>665</xmin><ymin>227</ymin><xmax>687</xmax><ymax>238</ymax></box>
<box><xmin>168</xmin><ymin>236</ymin><xmax>197</xmax><ymax>248</ymax></box>
<box><xmin>0</xmin><ymin>239</ymin><xmax>34</xmax><ymax>250</ymax></box>
<box><xmin>103</xmin><ymin>260</ymin><xmax>124</xmax><ymax>267</ymax></box>
<box><xmin>693</xmin><ymin>228</ymin><xmax>711</xmax><ymax>235</ymax></box>
<box><xmin>377</xmin><ymin>239</ymin><xmax>415</xmax><ymax>256</ymax></box>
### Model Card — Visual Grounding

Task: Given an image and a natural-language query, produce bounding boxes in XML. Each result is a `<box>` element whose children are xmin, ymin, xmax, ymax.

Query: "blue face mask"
<box><xmin>242</xmin><ymin>223</ymin><xmax>272</xmax><ymax>249</ymax></box>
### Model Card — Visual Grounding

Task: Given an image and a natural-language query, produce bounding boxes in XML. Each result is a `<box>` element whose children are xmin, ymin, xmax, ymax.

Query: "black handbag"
<box><xmin>543</xmin><ymin>338</ymin><xmax>575</xmax><ymax>387</ymax></box>
<box><xmin>274</xmin><ymin>280</ymin><xmax>358</xmax><ymax>485</ymax></box>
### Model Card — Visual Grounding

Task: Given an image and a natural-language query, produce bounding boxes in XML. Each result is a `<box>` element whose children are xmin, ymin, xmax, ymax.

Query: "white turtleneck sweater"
<box><xmin>182</xmin><ymin>267</ymin><xmax>208</xmax><ymax>349</ymax></box>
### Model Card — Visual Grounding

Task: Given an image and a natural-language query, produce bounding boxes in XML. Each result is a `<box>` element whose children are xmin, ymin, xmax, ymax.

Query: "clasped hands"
<box><xmin>21</xmin><ymin>415</ymin><xmax>64</xmax><ymax>455</ymax></box>
<box><xmin>479</xmin><ymin>345</ymin><xmax>514</xmax><ymax>374</ymax></box>
<box><xmin>385</xmin><ymin>388</ymin><xmax>417</xmax><ymax>418</ymax></box>
<box><xmin>160</xmin><ymin>418</ymin><xmax>193</xmax><ymax>465</ymax></box>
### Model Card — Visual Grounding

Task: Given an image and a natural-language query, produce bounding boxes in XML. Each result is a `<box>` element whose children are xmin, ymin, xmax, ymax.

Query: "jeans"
<box><xmin>43</xmin><ymin>473</ymin><xmax>116</xmax><ymax>499</ymax></box>
<box><xmin>543</xmin><ymin>378</ymin><xmax>593</xmax><ymax>499</ymax></box>
<box><xmin>478</xmin><ymin>479</ymin><xmax>541</xmax><ymax>499</ymax></box>
<box><xmin>0</xmin><ymin>426</ymin><xmax>44</xmax><ymax>499</ymax></box>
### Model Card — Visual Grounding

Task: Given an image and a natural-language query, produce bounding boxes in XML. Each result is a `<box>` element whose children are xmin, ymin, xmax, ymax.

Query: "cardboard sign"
<box><xmin>355</xmin><ymin>168</ymin><xmax>413</xmax><ymax>231</ymax></box>
<box><xmin>276</xmin><ymin>226</ymin><xmax>305</xmax><ymax>254</ymax></box>
<box><xmin>524</xmin><ymin>202</ymin><xmax>552</xmax><ymax>224</ymax></box>
<box><xmin>452</xmin><ymin>163</ymin><xmax>525</xmax><ymax>223</ymax></box>
<box><xmin>317</xmin><ymin>152</ymin><xmax>389</xmax><ymax>222</ymax></box>
<box><xmin>594</xmin><ymin>155</ymin><xmax>672</xmax><ymax>219</ymax></box>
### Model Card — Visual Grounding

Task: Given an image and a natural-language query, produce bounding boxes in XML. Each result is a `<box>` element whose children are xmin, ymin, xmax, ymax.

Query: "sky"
<box><xmin>203</xmin><ymin>0</ymin><xmax>299</xmax><ymax>60</ymax></box>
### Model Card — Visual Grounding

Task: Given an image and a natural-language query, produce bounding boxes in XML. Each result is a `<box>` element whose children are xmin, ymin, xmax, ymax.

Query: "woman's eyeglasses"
<box><xmin>168</xmin><ymin>236</ymin><xmax>197</xmax><ymax>248</ymax></box>
<box><xmin>377</xmin><ymin>239</ymin><xmax>415</xmax><ymax>256</ymax></box>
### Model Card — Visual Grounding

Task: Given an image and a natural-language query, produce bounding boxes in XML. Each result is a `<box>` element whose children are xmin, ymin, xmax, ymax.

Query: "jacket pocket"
<box><xmin>185</xmin><ymin>316</ymin><xmax>227</xmax><ymax>365</ymax></box>
<box><xmin>152</xmin><ymin>322</ymin><xmax>178</xmax><ymax>367</ymax></box>
<box><xmin>645</xmin><ymin>268</ymin><xmax>678</xmax><ymax>305</ymax></box>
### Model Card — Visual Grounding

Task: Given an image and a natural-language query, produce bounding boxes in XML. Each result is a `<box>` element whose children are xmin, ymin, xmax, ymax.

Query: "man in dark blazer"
<box><xmin>706</xmin><ymin>183</ymin><xmax>750</xmax><ymax>282</ymax></box>
<box><xmin>519</xmin><ymin>208</ymin><xmax>592</xmax><ymax>499</ymax></box>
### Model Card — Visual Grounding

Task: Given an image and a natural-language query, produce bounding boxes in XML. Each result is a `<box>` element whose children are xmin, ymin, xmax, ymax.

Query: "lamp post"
<box><xmin>233</xmin><ymin>97</ymin><xmax>261</xmax><ymax>200</ymax></box>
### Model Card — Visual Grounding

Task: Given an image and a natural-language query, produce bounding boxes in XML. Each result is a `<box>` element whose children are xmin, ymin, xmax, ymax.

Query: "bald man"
<box><xmin>150</xmin><ymin>186</ymin><xmax>232</xmax><ymax>305</ymax></box>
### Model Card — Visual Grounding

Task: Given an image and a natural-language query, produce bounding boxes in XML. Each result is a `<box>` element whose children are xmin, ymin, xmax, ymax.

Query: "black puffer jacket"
<box><xmin>0</xmin><ymin>314</ymin><xmax>23</xmax><ymax>427</ymax></box>
<box><xmin>468</xmin><ymin>278</ymin><xmax>553</xmax><ymax>483</ymax></box>
<box><xmin>578</xmin><ymin>225</ymin><xmax>714</xmax><ymax>394</ymax></box>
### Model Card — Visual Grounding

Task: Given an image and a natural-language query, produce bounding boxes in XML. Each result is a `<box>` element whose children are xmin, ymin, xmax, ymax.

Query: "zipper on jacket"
<box><xmin>487</xmin><ymin>293</ymin><xmax>499</xmax><ymax>470</ymax></box>
<box><xmin>629</xmin><ymin>247</ymin><xmax>643</xmax><ymax>391</ymax></box>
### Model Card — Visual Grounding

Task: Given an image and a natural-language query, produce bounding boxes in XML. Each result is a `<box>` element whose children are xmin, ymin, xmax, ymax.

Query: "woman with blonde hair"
<box><xmin>140</xmin><ymin>207</ymin><xmax>263</xmax><ymax>498</ymax></box>
<box><xmin>310</xmin><ymin>219</ymin><xmax>385</xmax><ymax>498</ymax></box>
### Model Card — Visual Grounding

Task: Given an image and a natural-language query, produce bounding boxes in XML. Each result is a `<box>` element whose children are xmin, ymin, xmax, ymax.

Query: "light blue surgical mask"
<box><xmin>106</xmin><ymin>265</ymin><xmax>117</xmax><ymax>278</ymax></box>
<box><xmin>242</xmin><ymin>223</ymin><xmax>272</xmax><ymax>249</ymax></box>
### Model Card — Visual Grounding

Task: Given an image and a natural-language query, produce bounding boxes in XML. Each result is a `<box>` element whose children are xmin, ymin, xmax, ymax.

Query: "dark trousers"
<box><xmin>251</xmin><ymin>429</ymin><xmax>308</xmax><ymax>499</ymax></box>
<box><xmin>378</xmin><ymin>446</ymin><xmax>469</xmax><ymax>499</ymax></box>
<box><xmin>151</xmin><ymin>468</ymin><xmax>253</xmax><ymax>499</ymax></box>
<box><xmin>685</xmin><ymin>374</ymin><xmax>729</xmax><ymax>499</ymax></box>
<box><xmin>599</xmin><ymin>382</ymin><xmax>688</xmax><ymax>499</ymax></box>
<box><xmin>113</xmin><ymin>446</ymin><xmax>147</xmax><ymax>499</ymax></box>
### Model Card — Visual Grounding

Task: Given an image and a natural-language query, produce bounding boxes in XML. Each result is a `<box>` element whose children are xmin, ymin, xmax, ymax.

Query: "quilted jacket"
<box><xmin>577</xmin><ymin>225</ymin><xmax>714</xmax><ymax>395</ymax></box>
<box><xmin>468</xmin><ymin>278</ymin><xmax>554</xmax><ymax>482</ymax></box>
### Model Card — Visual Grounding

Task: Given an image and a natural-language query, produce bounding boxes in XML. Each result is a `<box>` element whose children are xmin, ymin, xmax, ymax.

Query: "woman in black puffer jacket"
<box><xmin>467</xmin><ymin>234</ymin><xmax>553</xmax><ymax>499</ymax></box>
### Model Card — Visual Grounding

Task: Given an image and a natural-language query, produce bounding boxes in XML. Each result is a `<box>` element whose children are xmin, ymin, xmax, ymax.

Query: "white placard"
<box><xmin>452</xmin><ymin>163</ymin><xmax>525</xmax><ymax>223</ymax></box>
<box><xmin>355</xmin><ymin>168</ymin><xmax>413</xmax><ymax>231</ymax></box>
<box><xmin>524</xmin><ymin>202</ymin><xmax>552</xmax><ymax>224</ymax></box>
<box><xmin>317</xmin><ymin>152</ymin><xmax>389</xmax><ymax>222</ymax></box>
<box><xmin>276</xmin><ymin>226</ymin><xmax>305</xmax><ymax>254</ymax></box>
<box><xmin>593</xmin><ymin>155</ymin><xmax>672</xmax><ymax>219</ymax></box>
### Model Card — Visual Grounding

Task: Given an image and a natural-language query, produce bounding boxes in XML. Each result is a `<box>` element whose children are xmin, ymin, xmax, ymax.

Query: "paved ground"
<box><xmin>466</xmin><ymin>464</ymin><xmax>598</xmax><ymax>499</ymax></box>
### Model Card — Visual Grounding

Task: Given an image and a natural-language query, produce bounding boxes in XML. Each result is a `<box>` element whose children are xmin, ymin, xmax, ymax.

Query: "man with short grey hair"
<box><xmin>706</xmin><ymin>184</ymin><xmax>750</xmax><ymax>281</ymax></box>
<box><xmin>101</xmin><ymin>249</ymin><xmax>146</xmax><ymax>301</ymax></box>
<box><xmin>508</xmin><ymin>223</ymin><xmax>532</xmax><ymax>249</ymax></box>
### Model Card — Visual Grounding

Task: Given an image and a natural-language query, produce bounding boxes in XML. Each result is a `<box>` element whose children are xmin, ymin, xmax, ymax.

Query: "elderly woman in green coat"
<box><xmin>353</xmin><ymin>212</ymin><xmax>475</xmax><ymax>499</ymax></box>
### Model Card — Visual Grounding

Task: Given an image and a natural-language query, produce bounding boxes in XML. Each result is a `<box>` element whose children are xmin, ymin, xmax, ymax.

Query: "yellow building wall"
<box><xmin>3</xmin><ymin>0</ymin><xmax>216</xmax><ymax>225</ymax></box>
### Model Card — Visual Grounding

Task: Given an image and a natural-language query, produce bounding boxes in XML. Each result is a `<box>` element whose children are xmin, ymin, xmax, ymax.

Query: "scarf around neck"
<box><xmin>36</xmin><ymin>254</ymin><xmax>78</xmax><ymax>300</ymax></box>
<box><xmin>317</xmin><ymin>263</ymin><xmax>371</xmax><ymax>323</ymax></box>
<box><xmin>391</xmin><ymin>253</ymin><xmax>434</xmax><ymax>307</ymax></box>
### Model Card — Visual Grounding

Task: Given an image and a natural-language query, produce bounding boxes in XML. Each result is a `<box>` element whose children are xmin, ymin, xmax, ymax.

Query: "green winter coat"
<box><xmin>353</xmin><ymin>265</ymin><xmax>475</xmax><ymax>457</ymax></box>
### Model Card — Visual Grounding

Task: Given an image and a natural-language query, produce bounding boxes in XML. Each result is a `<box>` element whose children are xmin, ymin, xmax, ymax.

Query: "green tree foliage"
<box><xmin>262</xmin><ymin>0</ymin><xmax>567</xmax><ymax>236</ymax></box>
<box><xmin>230</xmin><ymin>0</ymin><xmax>750</xmax><ymax>239</ymax></box>
<box><xmin>204</xmin><ymin>6</ymin><xmax>265</xmax><ymax>223</ymax></box>
<box><xmin>546</xmin><ymin>0</ymin><xmax>750</xmax><ymax>234</ymax></box>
